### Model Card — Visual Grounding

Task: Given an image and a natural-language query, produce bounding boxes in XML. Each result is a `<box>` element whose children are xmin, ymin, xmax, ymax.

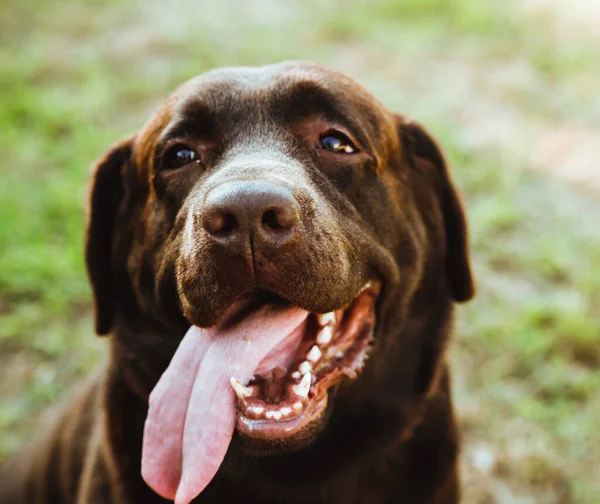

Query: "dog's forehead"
<box><xmin>173</xmin><ymin>62</ymin><xmax>376</xmax><ymax>105</ymax></box>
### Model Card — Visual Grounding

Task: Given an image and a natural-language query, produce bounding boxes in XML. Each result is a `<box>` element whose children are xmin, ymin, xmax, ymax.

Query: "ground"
<box><xmin>1</xmin><ymin>0</ymin><xmax>599</xmax><ymax>502</ymax></box>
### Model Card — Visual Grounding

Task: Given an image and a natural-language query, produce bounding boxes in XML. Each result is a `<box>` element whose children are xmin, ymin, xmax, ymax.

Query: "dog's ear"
<box><xmin>85</xmin><ymin>136</ymin><xmax>135</xmax><ymax>335</ymax></box>
<box><xmin>399</xmin><ymin>118</ymin><xmax>475</xmax><ymax>302</ymax></box>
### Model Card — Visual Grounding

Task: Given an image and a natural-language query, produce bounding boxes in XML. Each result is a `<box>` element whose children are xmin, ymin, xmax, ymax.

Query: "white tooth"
<box><xmin>280</xmin><ymin>407</ymin><xmax>292</xmax><ymax>415</ymax></box>
<box><xmin>307</xmin><ymin>345</ymin><xmax>322</xmax><ymax>363</ymax></box>
<box><xmin>265</xmin><ymin>410</ymin><xmax>282</xmax><ymax>420</ymax></box>
<box><xmin>293</xmin><ymin>402</ymin><xmax>304</xmax><ymax>412</ymax></box>
<box><xmin>230</xmin><ymin>377</ymin><xmax>252</xmax><ymax>399</ymax></box>
<box><xmin>293</xmin><ymin>372</ymin><xmax>312</xmax><ymax>398</ymax></box>
<box><xmin>316</xmin><ymin>326</ymin><xmax>333</xmax><ymax>345</ymax></box>
<box><xmin>250</xmin><ymin>405</ymin><xmax>264</xmax><ymax>415</ymax></box>
<box><xmin>299</xmin><ymin>361</ymin><xmax>312</xmax><ymax>375</ymax></box>
<box><xmin>317</xmin><ymin>312</ymin><xmax>336</xmax><ymax>326</ymax></box>
<box><xmin>291</xmin><ymin>371</ymin><xmax>301</xmax><ymax>380</ymax></box>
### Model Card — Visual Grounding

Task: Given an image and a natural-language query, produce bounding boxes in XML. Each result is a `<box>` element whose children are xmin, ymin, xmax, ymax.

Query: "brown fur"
<box><xmin>0</xmin><ymin>61</ymin><xmax>474</xmax><ymax>504</ymax></box>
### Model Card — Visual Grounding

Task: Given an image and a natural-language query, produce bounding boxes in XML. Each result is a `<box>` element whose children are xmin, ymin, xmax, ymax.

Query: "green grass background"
<box><xmin>1</xmin><ymin>0</ymin><xmax>599</xmax><ymax>502</ymax></box>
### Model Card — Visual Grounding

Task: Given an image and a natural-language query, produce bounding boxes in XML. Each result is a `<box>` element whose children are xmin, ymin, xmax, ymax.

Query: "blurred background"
<box><xmin>1</xmin><ymin>0</ymin><xmax>599</xmax><ymax>502</ymax></box>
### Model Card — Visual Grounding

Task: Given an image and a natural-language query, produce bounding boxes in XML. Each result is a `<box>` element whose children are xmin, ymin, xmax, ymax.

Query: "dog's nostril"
<box><xmin>262</xmin><ymin>206</ymin><xmax>299</xmax><ymax>233</ymax></box>
<box><xmin>218</xmin><ymin>213</ymin><xmax>237</xmax><ymax>235</ymax></box>
<box><xmin>262</xmin><ymin>209</ymin><xmax>285</xmax><ymax>230</ymax></box>
<box><xmin>203</xmin><ymin>211</ymin><xmax>238</xmax><ymax>237</ymax></box>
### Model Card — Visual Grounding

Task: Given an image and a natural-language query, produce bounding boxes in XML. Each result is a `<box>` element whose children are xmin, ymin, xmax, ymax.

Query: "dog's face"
<box><xmin>86</xmin><ymin>62</ymin><xmax>473</xmax><ymax>501</ymax></box>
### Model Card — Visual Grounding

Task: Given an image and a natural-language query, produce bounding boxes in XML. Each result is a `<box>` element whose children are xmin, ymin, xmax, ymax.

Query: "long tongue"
<box><xmin>141</xmin><ymin>305</ymin><xmax>309</xmax><ymax>503</ymax></box>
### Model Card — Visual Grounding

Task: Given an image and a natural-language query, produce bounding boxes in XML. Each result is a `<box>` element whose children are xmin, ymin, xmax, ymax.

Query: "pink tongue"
<box><xmin>141</xmin><ymin>305</ymin><xmax>309</xmax><ymax>504</ymax></box>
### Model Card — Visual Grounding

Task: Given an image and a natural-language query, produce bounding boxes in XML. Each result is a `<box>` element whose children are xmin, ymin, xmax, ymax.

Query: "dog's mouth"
<box><xmin>233</xmin><ymin>282</ymin><xmax>379</xmax><ymax>441</ymax></box>
<box><xmin>142</xmin><ymin>282</ymin><xmax>379</xmax><ymax>504</ymax></box>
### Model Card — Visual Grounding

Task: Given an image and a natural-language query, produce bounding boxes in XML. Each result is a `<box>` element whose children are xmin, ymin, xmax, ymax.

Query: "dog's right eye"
<box><xmin>162</xmin><ymin>145</ymin><xmax>199</xmax><ymax>170</ymax></box>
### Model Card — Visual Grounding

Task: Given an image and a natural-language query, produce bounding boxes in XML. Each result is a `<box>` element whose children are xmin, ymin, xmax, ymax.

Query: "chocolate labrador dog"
<box><xmin>0</xmin><ymin>61</ymin><xmax>474</xmax><ymax>504</ymax></box>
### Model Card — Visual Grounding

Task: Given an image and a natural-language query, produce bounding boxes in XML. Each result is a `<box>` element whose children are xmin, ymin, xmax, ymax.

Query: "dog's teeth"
<box><xmin>230</xmin><ymin>377</ymin><xmax>252</xmax><ymax>399</ymax></box>
<box><xmin>316</xmin><ymin>325</ymin><xmax>333</xmax><ymax>345</ymax></box>
<box><xmin>293</xmin><ymin>402</ymin><xmax>304</xmax><ymax>413</ymax></box>
<box><xmin>280</xmin><ymin>407</ymin><xmax>292</xmax><ymax>415</ymax></box>
<box><xmin>293</xmin><ymin>372</ymin><xmax>311</xmax><ymax>398</ymax></box>
<box><xmin>306</xmin><ymin>345</ymin><xmax>322</xmax><ymax>363</ymax></box>
<box><xmin>317</xmin><ymin>312</ymin><xmax>336</xmax><ymax>326</ymax></box>
<box><xmin>299</xmin><ymin>361</ymin><xmax>312</xmax><ymax>375</ymax></box>
<box><xmin>265</xmin><ymin>410</ymin><xmax>282</xmax><ymax>421</ymax></box>
<box><xmin>249</xmin><ymin>405</ymin><xmax>264</xmax><ymax>415</ymax></box>
<box><xmin>291</xmin><ymin>371</ymin><xmax>301</xmax><ymax>380</ymax></box>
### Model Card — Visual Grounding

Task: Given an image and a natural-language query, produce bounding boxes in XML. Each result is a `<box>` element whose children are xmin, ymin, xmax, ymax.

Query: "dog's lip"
<box><xmin>231</xmin><ymin>281</ymin><xmax>380</xmax><ymax>442</ymax></box>
<box><xmin>211</xmin><ymin>289</ymin><xmax>293</xmax><ymax>331</ymax></box>
<box><xmin>198</xmin><ymin>282</ymin><xmax>374</xmax><ymax>331</ymax></box>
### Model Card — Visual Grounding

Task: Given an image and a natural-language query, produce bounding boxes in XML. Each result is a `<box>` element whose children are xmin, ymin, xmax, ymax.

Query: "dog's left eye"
<box><xmin>162</xmin><ymin>144</ymin><xmax>199</xmax><ymax>169</ymax></box>
<box><xmin>318</xmin><ymin>132</ymin><xmax>357</xmax><ymax>154</ymax></box>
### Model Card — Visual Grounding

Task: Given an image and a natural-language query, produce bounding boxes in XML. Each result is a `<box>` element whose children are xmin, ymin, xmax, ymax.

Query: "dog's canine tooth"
<box><xmin>293</xmin><ymin>372</ymin><xmax>311</xmax><ymax>398</ymax></box>
<box><xmin>316</xmin><ymin>325</ymin><xmax>333</xmax><ymax>345</ymax></box>
<box><xmin>317</xmin><ymin>312</ymin><xmax>336</xmax><ymax>326</ymax></box>
<box><xmin>230</xmin><ymin>377</ymin><xmax>253</xmax><ymax>399</ymax></box>
<box><xmin>299</xmin><ymin>361</ymin><xmax>312</xmax><ymax>375</ymax></box>
<box><xmin>306</xmin><ymin>345</ymin><xmax>322</xmax><ymax>363</ymax></box>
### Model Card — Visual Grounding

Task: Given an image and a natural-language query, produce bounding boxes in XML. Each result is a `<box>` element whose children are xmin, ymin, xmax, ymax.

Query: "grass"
<box><xmin>1</xmin><ymin>0</ymin><xmax>599</xmax><ymax>502</ymax></box>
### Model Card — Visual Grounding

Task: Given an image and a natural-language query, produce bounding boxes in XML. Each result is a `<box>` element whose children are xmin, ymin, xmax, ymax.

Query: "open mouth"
<box><xmin>232</xmin><ymin>282</ymin><xmax>380</xmax><ymax>440</ymax></box>
<box><xmin>142</xmin><ymin>281</ymin><xmax>380</xmax><ymax>504</ymax></box>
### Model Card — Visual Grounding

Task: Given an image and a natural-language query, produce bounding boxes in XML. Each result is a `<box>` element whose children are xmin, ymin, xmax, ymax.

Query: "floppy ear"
<box><xmin>399</xmin><ymin>119</ymin><xmax>475</xmax><ymax>302</ymax></box>
<box><xmin>85</xmin><ymin>136</ymin><xmax>135</xmax><ymax>335</ymax></box>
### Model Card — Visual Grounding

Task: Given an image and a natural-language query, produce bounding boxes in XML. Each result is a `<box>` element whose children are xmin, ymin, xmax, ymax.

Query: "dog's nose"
<box><xmin>201</xmin><ymin>181</ymin><xmax>300</xmax><ymax>243</ymax></box>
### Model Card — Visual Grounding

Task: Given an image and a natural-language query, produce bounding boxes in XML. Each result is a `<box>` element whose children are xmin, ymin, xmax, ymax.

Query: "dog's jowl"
<box><xmin>0</xmin><ymin>62</ymin><xmax>474</xmax><ymax>504</ymax></box>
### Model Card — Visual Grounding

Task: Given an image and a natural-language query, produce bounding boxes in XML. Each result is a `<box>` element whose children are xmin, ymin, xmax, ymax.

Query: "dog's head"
<box><xmin>85</xmin><ymin>62</ymin><xmax>473</xmax><ymax>501</ymax></box>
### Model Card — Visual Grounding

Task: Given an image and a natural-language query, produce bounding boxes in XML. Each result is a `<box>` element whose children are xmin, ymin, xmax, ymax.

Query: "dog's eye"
<box><xmin>318</xmin><ymin>132</ymin><xmax>357</xmax><ymax>154</ymax></box>
<box><xmin>162</xmin><ymin>144</ymin><xmax>199</xmax><ymax>169</ymax></box>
